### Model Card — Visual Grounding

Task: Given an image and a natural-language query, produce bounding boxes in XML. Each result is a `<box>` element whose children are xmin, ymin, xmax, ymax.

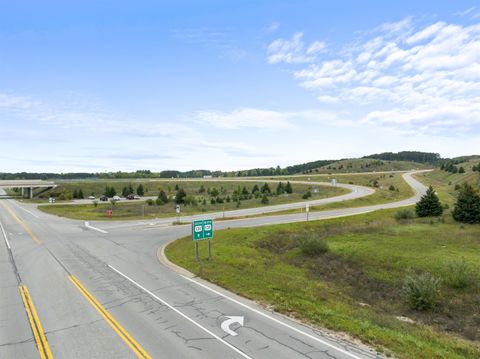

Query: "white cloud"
<box><xmin>270</xmin><ymin>18</ymin><xmax>480</xmax><ymax>134</ymax></box>
<box><xmin>266</xmin><ymin>22</ymin><xmax>280</xmax><ymax>32</ymax></box>
<box><xmin>195</xmin><ymin>108</ymin><xmax>294</xmax><ymax>129</ymax></box>
<box><xmin>195</xmin><ymin>107</ymin><xmax>337</xmax><ymax>129</ymax></box>
<box><xmin>267</xmin><ymin>32</ymin><xmax>326</xmax><ymax>64</ymax></box>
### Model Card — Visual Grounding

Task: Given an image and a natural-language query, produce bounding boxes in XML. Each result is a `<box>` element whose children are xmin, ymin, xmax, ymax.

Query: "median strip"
<box><xmin>68</xmin><ymin>275</ymin><xmax>151</xmax><ymax>359</ymax></box>
<box><xmin>19</xmin><ymin>285</ymin><xmax>53</xmax><ymax>359</ymax></box>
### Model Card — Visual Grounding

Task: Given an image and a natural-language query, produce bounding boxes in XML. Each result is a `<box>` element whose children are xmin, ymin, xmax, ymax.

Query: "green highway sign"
<box><xmin>192</xmin><ymin>219</ymin><xmax>213</xmax><ymax>241</ymax></box>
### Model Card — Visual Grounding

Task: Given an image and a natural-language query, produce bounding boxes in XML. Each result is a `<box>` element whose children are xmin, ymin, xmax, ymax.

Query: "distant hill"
<box><xmin>310</xmin><ymin>158</ymin><xmax>430</xmax><ymax>174</ymax></box>
<box><xmin>1</xmin><ymin>151</ymin><xmax>475</xmax><ymax>179</ymax></box>
<box><xmin>363</xmin><ymin>151</ymin><xmax>441</xmax><ymax>164</ymax></box>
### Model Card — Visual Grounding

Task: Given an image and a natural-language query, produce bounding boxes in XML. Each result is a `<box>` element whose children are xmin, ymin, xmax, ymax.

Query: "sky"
<box><xmin>0</xmin><ymin>0</ymin><xmax>479</xmax><ymax>173</ymax></box>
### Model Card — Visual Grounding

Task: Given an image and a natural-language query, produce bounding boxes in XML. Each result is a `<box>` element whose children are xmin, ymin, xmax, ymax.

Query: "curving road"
<box><xmin>0</xmin><ymin>171</ymin><xmax>428</xmax><ymax>359</ymax></box>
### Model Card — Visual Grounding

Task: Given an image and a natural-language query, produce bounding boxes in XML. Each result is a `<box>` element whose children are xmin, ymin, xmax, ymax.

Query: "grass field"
<box><xmin>166</xmin><ymin>209</ymin><xmax>480</xmax><ymax>358</ymax></box>
<box><xmin>414</xmin><ymin>164</ymin><xmax>480</xmax><ymax>206</ymax></box>
<box><xmin>312</xmin><ymin>159</ymin><xmax>429</xmax><ymax>174</ymax></box>
<box><xmin>256</xmin><ymin>172</ymin><xmax>414</xmax><ymax>217</ymax></box>
<box><xmin>38</xmin><ymin>181</ymin><xmax>348</xmax><ymax>220</ymax></box>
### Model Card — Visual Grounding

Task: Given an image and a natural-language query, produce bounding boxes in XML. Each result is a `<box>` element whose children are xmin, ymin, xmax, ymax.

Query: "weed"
<box><xmin>444</xmin><ymin>258</ymin><xmax>475</xmax><ymax>289</ymax></box>
<box><xmin>403</xmin><ymin>271</ymin><xmax>441</xmax><ymax>310</ymax></box>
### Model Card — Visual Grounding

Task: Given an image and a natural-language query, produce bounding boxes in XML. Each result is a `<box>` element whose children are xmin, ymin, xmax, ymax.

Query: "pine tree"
<box><xmin>158</xmin><ymin>190</ymin><xmax>168</xmax><ymax>204</ymax></box>
<box><xmin>452</xmin><ymin>184</ymin><xmax>480</xmax><ymax>223</ymax></box>
<box><xmin>276</xmin><ymin>182</ymin><xmax>285</xmax><ymax>195</ymax></box>
<box><xmin>415</xmin><ymin>186</ymin><xmax>443</xmax><ymax>217</ymax></box>
<box><xmin>175</xmin><ymin>188</ymin><xmax>186</xmax><ymax>204</ymax></box>
<box><xmin>261</xmin><ymin>194</ymin><xmax>269</xmax><ymax>204</ymax></box>
<box><xmin>458</xmin><ymin>167</ymin><xmax>465</xmax><ymax>174</ymax></box>
<box><xmin>261</xmin><ymin>183</ymin><xmax>271</xmax><ymax>194</ymax></box>
<box><xmin>252</xmin><ymin>184</ymin><xmax>259</xmax><ymax>193</ymax></box>
<box><xmin>136</xmin><ymin>184</ymin><xmax>144</xmax><ymax>196</ymax></box>
<box><xmin>78</xmin><ymin>189</ymin><xmax>84</xmax><ymax>199</ymax></box>
<box><xmin>73</xmin><ymin>189</ymin><xmax>78</xmax><ymax>199</ymax></box>
<box><xmin>285</xmin><ymin>181</ymin><xmax>293</xmax><ymax>194</ymax></box>
<box><xmin>122</xmin><ymin>186</ymin><xmax>128</xmax><ymax>197</ymax></box>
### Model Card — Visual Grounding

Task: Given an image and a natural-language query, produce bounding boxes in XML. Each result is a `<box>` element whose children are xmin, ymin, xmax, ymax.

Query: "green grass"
<box><xmin>255</xmin><ymin>172</ymin><xmax>414</xmax><ymax>217</ymax></box>
<box><xmin>166</xmin><ymin>209</ymin><xmax>480</xmax><ymax>358</ymax></box>
<box><xmin>313</xmin><ymin>159</ymin><xmax>429</xmax><ymax>174</ymax></box>
<box><xmin>414</xmin><ymin>166</ymin><xmax>480</xmax><ymax>207</ymax></box>
<box><xmin>38</xmin><ymin>182</ymin><xmax>348</xmax><ymax>220</ymax></box>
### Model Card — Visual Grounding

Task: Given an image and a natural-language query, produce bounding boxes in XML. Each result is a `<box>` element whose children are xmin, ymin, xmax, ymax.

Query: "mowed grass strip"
<box><xmin>166</xmin><ymin>208</ymin><xmax>480</xmax><ymax>359</ymax></box>
<box><xmin>37</xmin><ymin>182</ymin><xmax>348</xmax><ymax>220</ymax></box>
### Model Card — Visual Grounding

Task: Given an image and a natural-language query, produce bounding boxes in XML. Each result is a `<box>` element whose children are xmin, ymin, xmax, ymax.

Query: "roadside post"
<box><xmin>192</xmin><ymin>219</ymin><xmax>214</xmax><ymax>261</ymax></box>
<box><xmin>306</xmin><ymin>203</ymin><xmax>309</xmax><ymax>222</ymax></box>
<box><xmin>176</xmin><ymin>205</ymin><xmax>180</xmax><ymax>224</ymax></box>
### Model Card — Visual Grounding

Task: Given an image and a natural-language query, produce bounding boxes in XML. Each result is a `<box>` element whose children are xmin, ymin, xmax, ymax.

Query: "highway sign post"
<box><xmin>306</xmin><ymin>203</ymin><xmax>309</xmax><ymax>222</ymax></box>
<box><xmin>192</xmin><ymin>219</ymin><xmax>214</xmax><ymax>260</ymax></box>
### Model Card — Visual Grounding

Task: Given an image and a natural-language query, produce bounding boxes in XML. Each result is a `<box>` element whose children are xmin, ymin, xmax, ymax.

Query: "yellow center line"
<box><xmin>69</xmin><ymin>275</ymin><xmax>152</xmax><ymax>359</ymax></box>
<box><xmin>0</xmin><ymin>201</ymin><xmax>42</xmax><ymax>244</ymax></box>
<box><xmin>19</xmin><ymin>285</ymin><xmax>54</xmax><ymax>359</ymax></box>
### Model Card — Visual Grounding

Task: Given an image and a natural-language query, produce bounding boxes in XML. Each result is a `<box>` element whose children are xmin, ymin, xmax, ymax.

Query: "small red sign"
<box><xmin>106</xmin><ymin>209</ymin><xmax>113</xmax><ymax>217</ymax></box>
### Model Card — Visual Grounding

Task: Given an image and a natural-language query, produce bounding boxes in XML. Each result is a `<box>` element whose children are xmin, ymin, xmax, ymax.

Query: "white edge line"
<box><xmin>107</xmin><ymin>264</ymin><xmax>253</xmax><ymax>359</ymax></box>
<box><xmin>0</xmin><ymin>221</ymin><xmax>11</xmax><ymax>249</ymax></box>
<box><xmin>84</xmin><ymin>221</ymin><xmax>108</xmax><ymax>234</ymax></box>
<box><xmin>180</xmin><ymin>275</ymin><xmax>364</xmax><ymax>359</ymax></box>
<box><xmin>9</xmin><ymin>200</ymin><xmax>40</xmax><ymax>219</ymax></box>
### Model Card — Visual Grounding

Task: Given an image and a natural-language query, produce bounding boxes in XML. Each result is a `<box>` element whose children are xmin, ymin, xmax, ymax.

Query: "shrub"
<box><xmin>388</xmin><ymin>185</ymin><xmax>396</xmax><ymax>191</ymax></box>
<box><xmin>302</xmin><ymin>191</ymin><xmax>312</xmax><ymax>199</ymax></box>
<box><xmin>402</xmin><ymin>271</ymin><xmax>441</xmax><ymax>310</ymax></box>
<box><xmin>155</xmin><ymin>198</ymin><xmax>162</xmax><ymax>206</ymax></box>
<box><xmin>146</xmin><ymin>199</ymin><xmax>154</xmax><ymax>206</ymax></box>
<box><xmin>394</xmin><ymin>209</ymin><xmax>415</xmax><ymax>221</ymax></box>
<box><xmin>300</xmin><ymin>235</ymin><xmax>329</xmax><ymax>257</ymax></box>
<box><xmin>444</xmin><ymin>259</ymin><xmax>475</xmax><ymax>289</ymax></box>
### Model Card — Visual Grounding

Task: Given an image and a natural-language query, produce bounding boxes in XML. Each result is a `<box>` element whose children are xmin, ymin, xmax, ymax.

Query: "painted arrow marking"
<box><xmin>221</xmin><ymin>316</ymin><xmax>244</xmax><ymax>336</ymax></box>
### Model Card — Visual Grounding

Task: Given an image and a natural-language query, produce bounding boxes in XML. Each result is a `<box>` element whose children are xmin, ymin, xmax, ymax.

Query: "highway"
<box><xmin>0</xmin><ymin>171</ymin><xmax>428</xmax><ymax>359</ymax></box>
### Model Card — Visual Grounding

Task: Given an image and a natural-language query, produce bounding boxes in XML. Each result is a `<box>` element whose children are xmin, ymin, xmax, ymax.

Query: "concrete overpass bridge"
<box><xmin>0</xmin><ymin>180</ymin><xmax>57</xmax><ymax>198</ymax></box>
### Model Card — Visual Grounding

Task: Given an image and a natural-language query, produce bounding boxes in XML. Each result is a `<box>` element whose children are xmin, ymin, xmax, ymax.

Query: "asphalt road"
<box><xmin>0</xmin><ymin>171</ymin><xmax>428</xmax><ymax>359</ymax></box>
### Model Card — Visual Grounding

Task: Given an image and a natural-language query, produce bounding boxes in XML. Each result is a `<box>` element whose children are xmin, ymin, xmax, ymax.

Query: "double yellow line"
<box><xmin>69</xmin><ymin>275</ymin><xmax>152</xmax><ymax>359</ymax></box>
<box><xmin>19</xmin><ymin>285</ymin><xmax>53</xmax><ymax>359</ymax></box>
<box><xmin>0</xmin><ymin>201</ymin><xmax>42</xmax><ymax>244</ymax></box>
<box><xmin>2</xmin><ymin>201</ymin><xmax>151</xmax><ymax>359</ymax></box>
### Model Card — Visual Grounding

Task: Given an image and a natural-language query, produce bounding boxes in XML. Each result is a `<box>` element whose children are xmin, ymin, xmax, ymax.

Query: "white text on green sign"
<box><xmin>192</xmin><ymin>219</ymin><xmax>213</xmax><ymax>241</ymax></box>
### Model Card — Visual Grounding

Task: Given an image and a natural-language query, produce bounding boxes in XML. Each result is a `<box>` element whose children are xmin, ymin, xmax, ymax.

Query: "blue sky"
<box><xmin>1</xmin><ymin>1</ymin><xmax>479</xmax><ymax>172</ymax></box>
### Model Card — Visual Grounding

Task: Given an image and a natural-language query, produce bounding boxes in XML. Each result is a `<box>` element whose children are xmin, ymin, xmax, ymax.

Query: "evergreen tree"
<box><xmin>198</xmin><ymin>184</ymin><xmax>206</xmax><ymax>193</ymax></box>
<box><xmin>158</xmin><ymin>190</ymin><xmax>168</xmax><ymax>204</ymax></box>
<box><xmin>252</xmin><ymin>184</ymin><xmax>259</xmax><ymax>193</ymax></box>
<box><xmin>122</xmin><ymin>186</ymin><xmax>128</xmax><ymax>197</ymax></box>
<box><xmin>175</xmin><ymin>188</ymin><xmax>187</xmax><ymax>204</ymax></box>
<box><xmin>127</xmin><ymin>183</ymin><xmax>134</xmax><ymax>195</ymax></box>
<box><xmin>73</xmin><ymin>189</ymin><xmax>78</xmax><ymax>199</ymax></box>
<box><xmin>242</xmin><ymin>186</ymin><xmax>249</xmax><ymax>195</ymax></box>
<box><xmin>452</xmin><ymin>184</ymin><xmax>480</xmax><ymax>223</ymax></box>
<box><xmin>261</xmin><ymin>183</ymin><xmax>271</xmax><ymax>194</ymax></box>
<box><xmin>136</xmin><ymin>184</ymin><xmax>145</xmax><ymax>196</ymax></box>
<box><xmin>78</xmin><ymin>189</ymin><xmax>84</xmax><ymax>199</ymax></box>
<box><xmin>285</xmin><ymin>181</ymin><xmax>293</xmax><ymax>194</ymax></box>
<box><xmin>104</xmin><ymin>186</ymin><xmax>116</xmax><ymax>197</ymax></box>
<box><xmin>276</xmin><ymin>182</ymin><xmax>285</xmax><ymax>195</ymax></box>
<box><xmin>261</xmin><ymin>194</ymin><xmax>269</xmax><ymax>204</ymax></box>
<box><xmin>175</xmin><ymin>184</ymin><xmax>179</xmax><ymax>191</ymax></box>
<box><xmin>415</xmin><ymin>186</ymin><xmax>443</xmax><ymax>217</ymax></box>
<box><xmin>458</xmin><ymin>167</ymin><xmax>465</xmax><ymax>174</ymax></box>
